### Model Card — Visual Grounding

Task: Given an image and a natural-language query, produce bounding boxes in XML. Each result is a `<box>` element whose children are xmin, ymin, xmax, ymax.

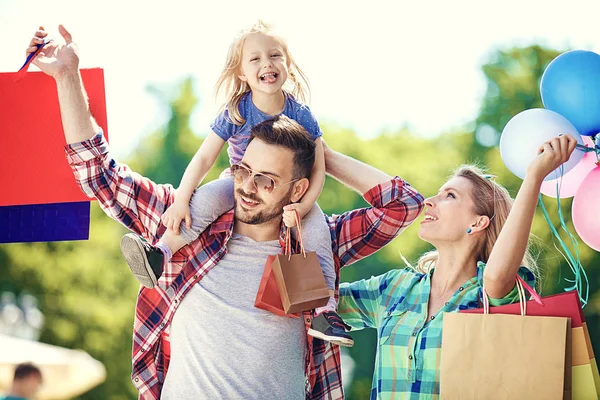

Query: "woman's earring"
<box><xmin>466</xmin><ymin>228</ymin><xmax>472</xmax><ymax>234</ymax></box>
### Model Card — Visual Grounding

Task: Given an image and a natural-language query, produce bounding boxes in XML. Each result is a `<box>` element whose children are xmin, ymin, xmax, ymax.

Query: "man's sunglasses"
<box><xmin>230</xmin><ymin>164</ymin><xmax>298</xmax><ymax>194</ymax></box>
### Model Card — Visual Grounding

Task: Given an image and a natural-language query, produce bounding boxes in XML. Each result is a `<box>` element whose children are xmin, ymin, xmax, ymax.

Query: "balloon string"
<box><xmin>575</xmin><ymin>143</ymin><xmax>600</xmax><ymax>155</ymax></box>
<box><xmin>538</xmin><ymin>193</ymin><xmax>588</xmax><ymax>306</ymax></box>
<box><xmin>554</xmin><ymin>192</ymin><xmax>589</xmax><ymax>303</ymax></box>
<box><xmin>575</xmin><ymin>137</ymin><xmax>600</xmax><ymax>164</ymax></box>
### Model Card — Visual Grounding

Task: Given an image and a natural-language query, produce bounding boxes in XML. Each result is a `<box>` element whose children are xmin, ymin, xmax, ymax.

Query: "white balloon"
<box><xmin>500</xmin><ymin>108</ymin><xmax>585</xmax><ymax>181</ymax></box>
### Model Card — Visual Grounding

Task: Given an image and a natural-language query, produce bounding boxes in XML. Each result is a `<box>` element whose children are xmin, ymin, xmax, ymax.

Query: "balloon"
<box><xmin>541</xmin><ymin>50</ymin><xmax>600</xmax><ymax>136</ymax></box>
<box><xmin>572</xmin><ymin>167</ymin><xmax>600</xmax><ymax>251</ymax></box>
<box><xmin>500</xmin><ymin>108</ymin><xmax>584</xmax><ymax>181</ymax></box>
<box><xmin>540</xmin><ymin>136</ymin><xmax>597</xmax><ymax>198</ymax></box>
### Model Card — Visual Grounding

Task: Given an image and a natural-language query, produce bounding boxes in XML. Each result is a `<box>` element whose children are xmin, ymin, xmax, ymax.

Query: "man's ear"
<box><xmin>290</xmin><ymin>178</ymin><xmax>310</xmax><ymax>203</ymax></box>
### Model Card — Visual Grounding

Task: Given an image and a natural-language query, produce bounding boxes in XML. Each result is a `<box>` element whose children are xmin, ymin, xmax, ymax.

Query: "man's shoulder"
<box><xmin>207</xmin><ymin>209</ymin><xmax>236</xmax><ymax>236</ymax></box>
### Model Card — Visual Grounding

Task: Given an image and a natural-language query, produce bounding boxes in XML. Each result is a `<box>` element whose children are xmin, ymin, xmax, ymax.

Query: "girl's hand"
<box><xmin>527</xmin><ymin>134</ymin><xmax>578</xmax><ymax>183</ymax></box>
<box><xmin>282</xmin><ymin>203</ymin><xmax>311</xmax><ymax>228</ymax></box>
<box><xmin>161</xmin><ymin>199</ymin><xmax>192</xmax><ymax>235</ymax></box>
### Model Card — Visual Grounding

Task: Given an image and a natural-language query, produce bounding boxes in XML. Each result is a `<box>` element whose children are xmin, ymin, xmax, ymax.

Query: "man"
<box><xmin>26</xmin><ymin>26</ymin><xmax>424</xmax><ymax>399</ymax></box>
<box><xmin>2</xmin><ymin>363</ymin><xmax>42</xmax><ymax>400</ymax></box>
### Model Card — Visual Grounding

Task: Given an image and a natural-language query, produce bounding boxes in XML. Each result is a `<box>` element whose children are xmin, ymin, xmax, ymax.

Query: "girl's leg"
<box><xmin>300</xmin><ymin>203</ymin><xmax>354</xmax><ymax>346</ymax></box>
<box><xmin>157</xmin><ymin>176</ymin><xmax>234</xmax><ymax>258</ymax></box>
<box><xmin>121</xmin><ymin>176</ymin><xmax>234</xmax><ymax>288</ymax></box>
<box><xmin>297</xmin><ymin>203</ymin><xmax>336</xmax><ymax>311</ymax></box>
<box><xmin>174</xmin><ymin>176</ymin><xmax>234</xmax><ymax>245</ymax></box>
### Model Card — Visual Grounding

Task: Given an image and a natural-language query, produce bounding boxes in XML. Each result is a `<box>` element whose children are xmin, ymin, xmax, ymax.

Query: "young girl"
<box><xmin>120</xmin><ymin>21</ymin><xmax>353</xmax><ymax>346</ymax></box>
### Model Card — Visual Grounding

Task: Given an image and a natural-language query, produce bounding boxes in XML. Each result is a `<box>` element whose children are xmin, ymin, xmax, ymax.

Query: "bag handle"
<box><xmin>15</xmin><ymin>39</ymin><xmax>52</xmax><ymax>82</ymax></box>
<box><xmin>515</xmin><ymin>275</ymin><xmax>544</xmax><ymax>306</ymax></box>
<box><xmin>482</xmin><ymin>275</ymin><xmax>544</xmax><ymax>316</ymax></box>
<box><xmin>284</xmin><ymin>209</ymin><xmax>306</xmax><ymax>259</ymax></box>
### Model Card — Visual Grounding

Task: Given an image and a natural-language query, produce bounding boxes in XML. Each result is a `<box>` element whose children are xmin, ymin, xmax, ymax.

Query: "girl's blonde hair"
<box><xmin>415</xmin><ymin>165</ymin><xmax>539</xmax><ymax>286</ymax></box>
<box><xmin>214</xmin><ymin>20</ymin><xmax>310</xmax><ymax>126</ymax></box>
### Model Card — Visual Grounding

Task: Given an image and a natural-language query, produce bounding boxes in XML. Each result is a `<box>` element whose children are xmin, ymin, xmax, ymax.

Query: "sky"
<box><xmin>2</xmin><ymin>0</ymin><xmax>600</xmax><ymax>157</ymax></box>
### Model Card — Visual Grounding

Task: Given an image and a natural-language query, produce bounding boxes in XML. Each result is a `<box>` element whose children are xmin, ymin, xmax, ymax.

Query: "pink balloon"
<box><xmin>572</xmin><ymin>166</ymin><xmax>600</xmax><ymax>251</ymax></box>
<box><xmin>541</xmin><ymin>136</ymin><xmax>597</xmax><ymax>198</ymax></box>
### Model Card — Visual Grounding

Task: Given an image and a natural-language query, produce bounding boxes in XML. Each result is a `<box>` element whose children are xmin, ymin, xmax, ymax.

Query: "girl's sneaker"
<box><xmin>120</xmin><ymin>234</ymin><xmax>164</xmax><ymax>288</ymax></box>
<box><xmin>308</xmin><ymin>311</ymin><xmax>354</xmax><ymax>347</ymax></box>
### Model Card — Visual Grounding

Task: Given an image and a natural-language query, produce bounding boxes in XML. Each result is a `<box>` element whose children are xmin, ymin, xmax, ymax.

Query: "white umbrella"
<box><xmin>0</xmin><ymin>334</ymin><xmax>106</xmax><ymax>399</ymax></box>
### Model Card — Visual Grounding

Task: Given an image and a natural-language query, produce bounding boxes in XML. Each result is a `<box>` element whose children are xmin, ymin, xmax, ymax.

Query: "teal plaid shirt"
<box><xmin>339</xmin><ymin>262</ymin><xmax>535</xmax><ymax>400</ymax></box>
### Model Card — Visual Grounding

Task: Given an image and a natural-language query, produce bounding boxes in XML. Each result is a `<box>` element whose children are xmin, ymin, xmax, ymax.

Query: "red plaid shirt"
<box><xmin>65</xmin><ymin>132</ymin><xmax>424</xmax><ymax>399</ymax></box>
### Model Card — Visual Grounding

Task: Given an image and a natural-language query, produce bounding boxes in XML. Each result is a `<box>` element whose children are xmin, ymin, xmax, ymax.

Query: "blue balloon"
<box><xmin>541</xmin><ymin>50</ymin><xmax>600</xmax><ymax>136</ymax></box>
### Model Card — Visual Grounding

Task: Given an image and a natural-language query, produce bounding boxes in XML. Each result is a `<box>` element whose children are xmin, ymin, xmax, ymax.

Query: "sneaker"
<box><xmin>120</xmin><ymin>234</ymin><xmax>164</xmax><ymax>288</ymax></box>
<box><xmin>308</xmin><ymin>311</ymin><xmax>354</xmax><ymax>347</ymax></box>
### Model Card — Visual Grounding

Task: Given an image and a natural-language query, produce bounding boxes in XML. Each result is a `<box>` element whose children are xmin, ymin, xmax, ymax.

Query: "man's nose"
<box><xmin>242</xmin><ymin>175</ymin><xmax>257</xmax><ymax>193</ymax></box>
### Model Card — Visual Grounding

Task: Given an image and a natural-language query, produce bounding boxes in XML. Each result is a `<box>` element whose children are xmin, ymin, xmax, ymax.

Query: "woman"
<box><xmin>338</xmin><ymin>134</ymin><xmax>578</xmax><ymax>399</ymax></box>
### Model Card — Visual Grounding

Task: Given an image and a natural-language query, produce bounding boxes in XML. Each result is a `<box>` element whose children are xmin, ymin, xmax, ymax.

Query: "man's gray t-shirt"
<box><xmin>161</xmin><ymin>234</ymin><xmax>307</xmax><ymax>399</ymax></box>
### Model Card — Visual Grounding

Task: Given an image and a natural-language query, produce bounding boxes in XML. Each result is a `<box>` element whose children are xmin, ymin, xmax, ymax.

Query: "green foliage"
<box><xmin>476</xmin><ymin>45</ymin><xmax>562</xmax><ymax>146</ymax></box>
<box><xmin>1</xmin><ymin>44</ymin><xmax>598</xmax><ymax>400</ymax></box>
<box><xmin>0</xmin><ymin>207</ymin><xmax>139</xmax><ymax>399</ymax></box>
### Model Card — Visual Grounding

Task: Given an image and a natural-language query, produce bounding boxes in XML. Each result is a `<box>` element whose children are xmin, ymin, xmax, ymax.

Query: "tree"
<box><xmin>475</xmin><ymin>45</ymin><xmax>562</xmax><ymax>148</ymax></box>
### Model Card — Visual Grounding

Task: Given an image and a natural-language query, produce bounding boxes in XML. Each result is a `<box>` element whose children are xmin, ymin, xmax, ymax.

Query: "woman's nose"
<box><xmin>424</xmin><ymin>197</ymin><xmax>435</xmax><ymax>208</ymax></box>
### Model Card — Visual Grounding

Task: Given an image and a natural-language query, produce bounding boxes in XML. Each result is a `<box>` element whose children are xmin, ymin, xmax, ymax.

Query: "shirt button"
<box><xmin>408</xmin><ymin>355</ymin><xmax>413</xmax><ymax>360</ymax></box>
<box><xmin>387</xmin><ymin>311</ymin><xmax>391</xmax><ymax>317</ymax></box>
<box><xmin>306</xmin><ymin>318</ymin><xmax>311</xmax><ymax>323</ymax></box>
<box><xmin>431</xmin><ymin>316</ymin><xmax>435</xmax><ymax>320</ymax></box>
<box><xmin>141</xmin><ymin>349</ymin><xmax>145</xmax><ymax>353</ymax></box>
<box><xmin>412</xmin><ymin>332</ymin><xmax>417</xmax><ymax>336</ymax></box>
<box><xmin>459</xmin><ymin>287</ymin><xmax>464</xmax><ymax>291</ymax></box>
<box><xmin>193</xmin><ymin>275</ymin><xmax>199</xmax><ymax>280</ymax></box>
<box><xmin>160</xmin><ymin>322</ymin><xmax>165</xmax><ymax>328</ymax></box>
<box><xmin>135</xmin><ymin>377</ymin><xmax>139</xmax><ymax>382</ymax></box>
<box><xmin>174</xmin><ymin>299</ymin><xmax>178</xmax><ymax>304</ymax></box>
<box><xmin>445</xmin><ymin>302</ymin><xmax>449</xmax><ymax>306</ymax></box>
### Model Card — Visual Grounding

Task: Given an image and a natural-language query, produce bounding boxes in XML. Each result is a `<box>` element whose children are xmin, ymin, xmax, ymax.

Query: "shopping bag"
<box><xmin>440</xmin><ymin>279</ymin><xmax>571</xmax><ymax>400</ymax></box>
<box><xmin>461</xmin><ymin>279</ymin><xmax>600</xmax><ymax>400</ymax></box>
<box><xmin>0</xmin><ymin>61</ymin><xmax>108</xmax><ymax>243</ymax></box>
<box><xmin>271</xmin><ymin>210</ymin><xmax>330</xmax><ymax>314</ymax></box>
<box><xmin>0</xmin><ymin>68</ymin><xmax>108</xmax><ymax>206</ymax></box>
<box><xmin>255</xmin><ymin>210</ymin><xmax>329</xmax><ymax>315</ymax></box>
<box><xmin>254</xmin><ymin>253</ymin><xmax>300</xmax><ymax>318</ymax></box>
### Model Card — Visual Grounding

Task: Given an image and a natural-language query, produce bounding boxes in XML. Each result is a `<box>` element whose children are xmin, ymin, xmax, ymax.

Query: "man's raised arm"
<box><xmin>26</xmin><ymin>25</ymin><xmax>172</xmax><ymax>242</ymax></box>
<box><xmin>324</xmin><ymin>142</ymin><xmax>425</xmax><ymax>269</ymax></box>
<box><xmin>324</xmin><ymin>143</ymin><xmax>393</xmax><ymax>193</ymax></box>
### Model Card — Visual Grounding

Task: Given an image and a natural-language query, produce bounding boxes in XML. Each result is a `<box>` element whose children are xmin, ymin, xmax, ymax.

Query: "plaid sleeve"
<box><xmin>330</xmin><ymin>177</ymin><xmax>424</xmax><ymax>269</ymax></box>
<box><xmin>65</xmin><ymin>130</ymin><xmax>174</xmax><ymax>242</ymax></box>
<box><xmin>338</xmin><ymin>269</ymin><xmax>402</xmax><ymax>329</ymax></box>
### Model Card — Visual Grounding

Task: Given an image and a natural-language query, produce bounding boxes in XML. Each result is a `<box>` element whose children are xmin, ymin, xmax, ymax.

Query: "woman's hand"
<box><xmin>526</xmin><ymin>134</ymin><xmax>578</xmax><ymax>183</ymax></box>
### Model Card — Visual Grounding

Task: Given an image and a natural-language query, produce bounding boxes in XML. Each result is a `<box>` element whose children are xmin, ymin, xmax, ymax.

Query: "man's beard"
<box><xmin>234</xmin><ymin>186</ymin><xmax>294</xmax><ymax>225</ymax></box>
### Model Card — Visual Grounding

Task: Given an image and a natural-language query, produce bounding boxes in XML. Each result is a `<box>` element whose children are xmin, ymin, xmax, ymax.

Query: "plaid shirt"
<box><xmin>65</xmin><ymin>132</ymin><xmax>425</xmax><ymax>400</ymax></box>
<box><xmin>338</xmin><ymin>262</ymin><xmax>536</xmax><ymax>400</ymax></box>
